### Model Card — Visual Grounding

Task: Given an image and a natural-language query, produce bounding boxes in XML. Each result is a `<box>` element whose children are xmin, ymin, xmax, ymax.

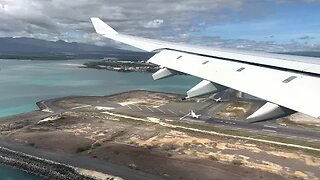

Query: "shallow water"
<box><xmin>0</xmin><ymin>59</ymin><xmax>199</xmax><ymax>118</ymax></box>
<box><xmin>0</xmin><ymin>165</ymin><xmax>43</xmax><ymax>180</ymax></box>
<box><xmin>0</xmin><ymin>59</ymin><xmax>199</xmax><ymax>179</ymax></box>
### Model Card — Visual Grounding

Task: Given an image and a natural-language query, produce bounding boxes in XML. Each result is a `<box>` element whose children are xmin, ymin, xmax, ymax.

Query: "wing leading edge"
<box><xmin>91</xmin><ymin>17</ymin><xmax>320</xmax><ymax>119</ymax></box>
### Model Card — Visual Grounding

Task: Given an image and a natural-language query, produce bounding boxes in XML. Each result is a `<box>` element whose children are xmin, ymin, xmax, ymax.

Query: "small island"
<box><xmin>82</xmin><ymin>60</ymin><xmax>160</xmax><ymax>73</ymax></box>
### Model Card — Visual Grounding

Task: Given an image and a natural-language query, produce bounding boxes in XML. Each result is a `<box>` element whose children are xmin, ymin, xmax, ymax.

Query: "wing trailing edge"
<box><xmin>91</xmin><ymin>17</ymin><xmax>320</xmax><ymax>119</ymax></box>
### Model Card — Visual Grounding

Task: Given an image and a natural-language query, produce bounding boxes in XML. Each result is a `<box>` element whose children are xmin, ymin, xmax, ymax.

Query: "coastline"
<box><xmin>0</xmin><ymin>138</ymin><xmax>161</xmax><ymax>180</ymax></box>
<box><xmin>0</xmin><ymin>90</ymin><xmax>319</xmax><ymax>179</ymax></box>
<box><xmin>0</xmin><ymin>91</ymin><xmax>170</xmax><ymax>180</ymax></box>
<box><xmin>0</xmin><ymin>145</ymin><xmax>97</xmax><ymax>180</ymax></box>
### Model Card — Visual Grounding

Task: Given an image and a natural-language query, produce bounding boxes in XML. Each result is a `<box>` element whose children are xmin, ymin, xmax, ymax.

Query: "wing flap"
<box><xmin>148</xmin><ymin>50</ymin><xmax>320</xmax><ymax>118</ymax></box>
<box><xmin>91</xmin><ymin>18</ymin><xmax>320</xmax><ymax>118</ymax></box>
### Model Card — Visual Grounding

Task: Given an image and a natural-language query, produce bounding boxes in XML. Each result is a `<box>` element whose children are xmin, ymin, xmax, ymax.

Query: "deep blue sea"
<box><xmin>0</xmin><ymin>59</ymin><xmax>200</xmax><ymax>179</ymax></box>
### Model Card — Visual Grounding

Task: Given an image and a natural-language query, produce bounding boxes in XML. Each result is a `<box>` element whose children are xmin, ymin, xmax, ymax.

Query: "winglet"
<box><xmin>90</xmin><ymin>17</ymin><xmax>118</xmax><ymax>35</ymax></box>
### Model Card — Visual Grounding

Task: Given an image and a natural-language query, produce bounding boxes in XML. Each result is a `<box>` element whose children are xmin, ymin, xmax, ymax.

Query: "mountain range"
<box><xmin>0</xmin><ymin>37</ymin><xmax>154</xmax><ymax>60</ymax></box>
<box><xmin>0</xmin><ymin>37</ymin><xmax>319</xmax><ymax>60</ymax></box>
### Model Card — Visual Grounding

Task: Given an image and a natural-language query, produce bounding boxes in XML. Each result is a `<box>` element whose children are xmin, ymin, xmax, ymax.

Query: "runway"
<box><xmin>40</xmin><ymin>93</ymin><xmax>320</xmax><ymax>144</ymax></box>
<box><xmin>111</xmin><ymin>102</ymin><xmax>320</xmax><ymax>143</ymax></box>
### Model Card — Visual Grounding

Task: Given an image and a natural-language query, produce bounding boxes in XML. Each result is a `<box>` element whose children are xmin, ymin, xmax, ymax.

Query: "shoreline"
<box><xmin>0</xmin><ymin>138</ymin><xmax>161</xmax><ymax>180</ymax></box>
<box><xmin>0</xmin><ymin>90</ymin><xmax>319</xmax><ymax>179</ymax></box>
<box><xmin>0</xmin><ymin>91</ymin><xmax>171</xmax><ymax>179</ymax></box>
<box><xmin>0</xmin><ymin>145</ymin><xmax>97</xmax><ymax>179</ymax></box>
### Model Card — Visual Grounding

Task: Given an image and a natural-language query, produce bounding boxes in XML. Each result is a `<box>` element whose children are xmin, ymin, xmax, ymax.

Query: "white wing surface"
<box><xmin>91</xmin><ymin>17</ymin><xmax>320</xmax><ymax>119</ymax></box>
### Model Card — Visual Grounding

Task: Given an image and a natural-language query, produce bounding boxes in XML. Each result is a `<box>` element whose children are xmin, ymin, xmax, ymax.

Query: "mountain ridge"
<box><xmin>0</xmin><ymin>37</ymin><xmax>319</xmax><ymax>60</ymax></box>
<box><xmin>0</xmin><ymin>37</ymin><xmax>154</xmax><ymax>60</ymax></box>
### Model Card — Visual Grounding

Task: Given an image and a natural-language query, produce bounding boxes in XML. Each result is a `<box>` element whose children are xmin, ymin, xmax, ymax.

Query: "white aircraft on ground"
<box><xmin>91</xmin><ymin>17</ymin><xmax>320</xmax><ymax>121</ymax></box>
<box><xmin>190</xmin><ymin>110</ymin><xmax>201</xmax><ymax>119</ymax></box>
<box><xmin>213</xmin><ymin>97</ymin><xmax>223</xmax><ymax>102</ymax></box>
<box><xmin>179</xmin><ymin>110</ymin><xmax>201</xmax><ymax>120</ymax></box>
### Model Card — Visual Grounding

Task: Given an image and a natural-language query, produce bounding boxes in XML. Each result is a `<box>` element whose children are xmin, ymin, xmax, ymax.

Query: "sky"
<box><xmin>0</xmin><ymin>0</ymin><xmax>319</xmax><ymax>52</ymax></box>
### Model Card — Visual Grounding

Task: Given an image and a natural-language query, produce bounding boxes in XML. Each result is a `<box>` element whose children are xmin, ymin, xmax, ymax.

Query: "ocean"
<box><xmin>0</xmin><ymin>59</ymin><xmax>200</xmax><ymax>179</ymax></box>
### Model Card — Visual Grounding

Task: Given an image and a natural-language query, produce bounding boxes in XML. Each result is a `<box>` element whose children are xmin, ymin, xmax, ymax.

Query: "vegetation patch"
<box><xmin>160</xmin><ymin>143</ymin><xmax>179</xmax><ymax>151</ymax></box>
<box><xmin>76</xmin><ymin>145</ymin><xmax>92</xmax><ymax>153</ymax></box>
<box><xmin>164</xmin><ymin>120</ymin><xmax>320</xmax><ymax>157</ymax></box>
<box><xmin>215</xmin><ymin>101</ymin><xmax>252</xmax><ymax>120</ymax></box>
<box><xmin>277</xmin><ymin>117</ymin><xmax>320</xmax><ymax>131</ymax></box>
<box><xmin>208</xmin><ymin>155</ymin><xmax>219</xmax><ymax>161</ymax></box>
<box><xmin>231</xmin><ymin>159</ymin><xmax>243</xmax><ymax>166</ymax></box>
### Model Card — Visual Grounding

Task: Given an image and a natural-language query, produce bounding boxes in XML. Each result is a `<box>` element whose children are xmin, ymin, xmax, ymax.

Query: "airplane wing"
<box><xmin>91</xmin><ymin>17</ymin><xmax>320</xmax><ymax>120</ymax></box>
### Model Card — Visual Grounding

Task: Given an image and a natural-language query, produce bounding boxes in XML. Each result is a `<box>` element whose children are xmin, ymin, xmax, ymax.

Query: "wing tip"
<box><xmin>90</xmin><ymin>17</ymin><xmax>118</xmax><ymax>35</ymax></box>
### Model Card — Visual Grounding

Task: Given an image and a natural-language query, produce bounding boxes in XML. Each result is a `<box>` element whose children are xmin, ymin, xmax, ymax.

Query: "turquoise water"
<box><xmin>0</xmin><ymin>59</ymin><xmax>199</xmax><ymax>118</ymax></box>
<box><xmin>0</xmin><ymin>165</ymin><xmax>42</xmax><ymax>180</ymax></box>
<box><xmin>0</xmin><ymin>59</ymin><xmax>200</xmax><ymax>179</ymax></box>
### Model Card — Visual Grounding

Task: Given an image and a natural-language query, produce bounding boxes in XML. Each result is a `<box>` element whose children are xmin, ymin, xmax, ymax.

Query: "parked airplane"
<box><xmin>190</xmin><ymin>110</ymin><xmax>201</xmax><ymax>119</ymax></box>
<box><xmin>213</xmin><ymin>97</ymin><xmax>223</xmax><ymax>102</ymax></box>
<box><xmin>179</xmin><ymin>110</ymin><xmax>201</xmax><ymax>120</ymax></box>
<box><xmin>91</xmin><ymin>17</ymin><xmax>320</xmax><ymax>121</ymax></box>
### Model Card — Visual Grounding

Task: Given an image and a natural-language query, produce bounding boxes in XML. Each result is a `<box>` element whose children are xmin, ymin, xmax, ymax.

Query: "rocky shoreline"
<box><xmin>0</xmin><ymin>146</ymin><xmax>120</xmax><ymax>180</ymax></box>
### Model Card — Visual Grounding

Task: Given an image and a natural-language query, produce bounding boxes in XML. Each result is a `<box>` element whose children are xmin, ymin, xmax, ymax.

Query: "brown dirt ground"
<box><xmin>0</xmin><ymin>92</ymin><xmax>319</xmax><ymax>180</ymax></box>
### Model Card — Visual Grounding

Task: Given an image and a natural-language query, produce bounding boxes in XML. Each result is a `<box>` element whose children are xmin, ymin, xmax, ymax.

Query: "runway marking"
<box><xmin>156</xmin><ymin>108</ymin><xmax>166</xmax><ymax>114</ymax></box>
<box><xmin>146</xmin><ymin>107</ymin><xmax>154</xmax><ymax>112</ymax></box>
<box><xmin>127</xmin><ymin>105</ymin><xmax>133</xmax><ymax>110</ymax></box>
<box><xmin>179</xmin><ymin>111</ymin><xmax>187</xmax><ymax>114</ymax></box>
<box><xmin>307</xmin><ymin>139</ymin><xmax>319</xmax><ymax>143</ymax></box>
<box><xmin>167</xmin><ymin>109</ymin><xmax>178</xmax><ymax>115</ymax></box>
<box><xmin>224</xmin><ymin>121</ymin><xmax>236</xmax><ymax>125</ymax></box>
<box><xmin>103</xmin><ymin>111</ymin><xmax>320</xmax><ymax>152</ymax></box>
<box><xmin>179</xmin><ymin>113</ymin><xmax>190</xmax><ymax>120</ymax></box>
<box><xmin>134</xmin><ymin>105</ymin><xmax>142</xmax><ymax>111</ymax></box>
<box><xmin>295</xmin><ymin>137</ymin><xmax>313</xmax><ymax>141</ymax></box>
<box><xmin>248</xmin><ymin>130</ymin><xmax>260</xmax><ymax>133</ymax></box>
<box><xmin>71</xmin><ymin>105</ymin><xmax>91</xmax><ymax>110</ymax></box>
<box><xmin>263</xmin><ymin>125</ymin><xmax>278</xmax><ymax>129</ymax></box>
<box><xmin>262</xmin><ymin>129</ymin><xmax>277</xmax><ymax>133</ymax></box>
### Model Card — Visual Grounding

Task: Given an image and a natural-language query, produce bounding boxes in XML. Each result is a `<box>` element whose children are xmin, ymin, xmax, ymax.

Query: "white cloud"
<box><xmin>0</xmin><ymin>0</ymin><xmax>318</xmax><ymax>52</ymax></box>
<box><xmin>144</xmin><ymin>19</ymin><xmax>164</xmax><ymax>28</ymax></box>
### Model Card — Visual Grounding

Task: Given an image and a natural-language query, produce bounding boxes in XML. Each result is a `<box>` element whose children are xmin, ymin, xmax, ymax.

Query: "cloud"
<box><xmin>0</xmin><ymin>0</ymin><xmax>319</xmax><ymax>52</ymax></box>
<box><xmin>276</xmin><ymin>0</ymin><xmax>320</xmax><ymax>3</ymax></box>
<box><xmin>175</xmin><ymin>34</ymin><xmax>320</xmax><ymax>52</ymax></box>
<box><xmin>0</xmin><ymin>0</ymin><xmax>243</xmax><ymax>44</ymax></box>
<box><xmin>298</xmin><ymin>36</ymin><xmax>316</xmax><ymax>40</ymax></box>
<box><xmin>0</xmin><ymin>0</ymin><xmax>249</xmax><ymax>49</ymax></box>
<box><xmin>144</xmin><ymin>19</ymin><xmax>164</xmax><ymax>28</ymax></box>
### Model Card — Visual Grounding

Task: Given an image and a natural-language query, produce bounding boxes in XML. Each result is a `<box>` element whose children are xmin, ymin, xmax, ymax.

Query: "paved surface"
<box><xmin>111</xmin><ymin>102</ymin><xmax>320</xmax><ymax>142</ymax></box>
<box><xmin>40</xmin><ymin>94</ymin><xmax>320</xmax><ymax>143</ymax></box>
<box><xmin>2</xmin><ymin>91</ymin><xmax>319</xmax><ymax>180</ymax></box>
